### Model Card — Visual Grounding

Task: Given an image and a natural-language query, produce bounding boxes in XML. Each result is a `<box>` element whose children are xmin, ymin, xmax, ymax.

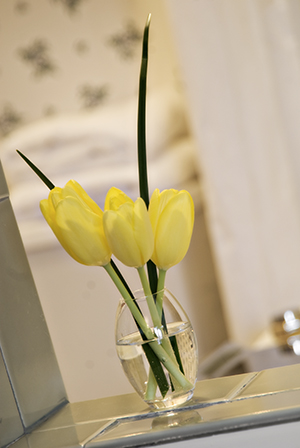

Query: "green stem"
<box><xmin>148</xmin><ymin>340</ymin><xmax>192</xmax><ymax>391</ymax></box>
<box><xmin>156</xmin><ymin>269</ymin><xmax>167</xmax><ymax>319</ymax></box>
<box><xmin>111</xmin><ymin>259</ymin><xmax>134</xmax><ymax>299</ymax></box>
<box><xmin>147</xmin><ymin>259</ymin><xmax>158</xmax><ymax>295</ymax></box>
<box><xmin>144</xmin><ymin>367</ymin><xmax>157</xmax><ymax>401</ymax></box>
<box><xmin>138</xmin><ymin>266</ymin><xmax>183</xmax><ymax>393</ymax></box>
<box><xmin>105</xmin><ymin>263</ymin><xmax>151</xmax><ymax>338</ymax></box>
<box><xmin>106</xmin><ymin>262</ymin><xmax>167</xmax><ymax>397</ymax></box>
<box><xmin>157</xmin><ymin>269</ymin><xmax>185</xmax><ymax>377</ymax></box>
<box><xmin>137</xmin><ymin>266</ymin><xmax>161</xmax><ymax>329</ymax></box>
<box><xmin>104</xmin><ymin>262</ymin><xmax>192</xmax><ymax>392</ymax></box>
<box><xmin>138</xmin><ymin>265</ymin><xmax>162</xmax><ymax>400</ymax></box>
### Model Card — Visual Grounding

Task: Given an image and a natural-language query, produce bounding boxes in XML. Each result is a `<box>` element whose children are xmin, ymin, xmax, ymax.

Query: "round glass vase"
<box><xmin>115</xmin><ymin>288</ymin><xmax>198</xmax><ymax>410</ymax></box>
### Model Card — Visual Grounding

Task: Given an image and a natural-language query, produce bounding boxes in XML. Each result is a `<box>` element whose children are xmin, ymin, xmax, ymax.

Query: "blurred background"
<box><xmin>2</xmin><ymin>0</ymin><xmax>300</xmax><ymax>403</ymax></box>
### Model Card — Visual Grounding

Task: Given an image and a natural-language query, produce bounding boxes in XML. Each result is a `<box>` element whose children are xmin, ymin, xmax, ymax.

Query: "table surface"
<box><xmin>8</xmin><ymin>362</ymin><xmax>300</xmax><ymax>448</ymax></box>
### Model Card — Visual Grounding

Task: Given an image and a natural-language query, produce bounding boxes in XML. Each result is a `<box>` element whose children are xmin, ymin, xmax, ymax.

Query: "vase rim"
<box><xmin>119</xmin><ymin>287</ymin><xmax>170</xmax><ymax>302</ymax></box>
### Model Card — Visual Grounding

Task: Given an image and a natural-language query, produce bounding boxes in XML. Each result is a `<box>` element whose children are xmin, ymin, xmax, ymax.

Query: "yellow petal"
<box><xmin>104</xmin><ymin>205</ymin><xmax>142</xmax><ymax>267</ymax></box>
<box><xmin>149</xmin><ymin>188</ymin><xmax>177</xmax><ymax>233</ymax></box>
<box><xmin>40</xmin><ymin>198</ymin><xmax>54</xmax><ymax>228</ymax></box>
<box><xmin>148</xmin><ymin>188</ymin><xmax>160</xmax><ymax>232</ymax></box>
<box><xmin>40</xmin><ymin>183</ymin><xmax>111</xmax><ymax>266</ymax></box>
<box><xmin>40</xmin><ymin>194</ymin><xmax>63</xmax><ymax>241</ymax></box>
<box><xmin>65</xmin><ymin>180</ymin><xmax>102</xmax><ymax>215</ymax></box>
<box><xmin>104</xmin><ymin>187</ymin><xmax>133</xmax><ymax>211</ymax></box>
<box><xmin>150</xmin><ymin>190</ymin><xmax>194</xmax><ymax>270</ymax></box>
<box><xmin>103</xmin><ymin>198</ymin><xmax>153</xmax><ymax>267</ymax></box>
<box><xmin>49</xmin><ymin>187</ymin><xmax>63</xmax><ymax>208</ymax></box>
<box><xmin>132</xmin><ymin>198</ymin><xmax>154</xmax><ymax>263</ymax></box>
<box><xmin>55</xmin><ymin>197</ymin><xmax>111</xmax><ymax>266</ymax></box>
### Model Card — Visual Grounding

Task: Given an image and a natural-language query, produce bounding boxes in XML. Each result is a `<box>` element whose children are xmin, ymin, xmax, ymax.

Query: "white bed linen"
<box><xmin>0</xmin><ymin>87</ymin><xmax>200</xmax><ymax>251</ymax></box>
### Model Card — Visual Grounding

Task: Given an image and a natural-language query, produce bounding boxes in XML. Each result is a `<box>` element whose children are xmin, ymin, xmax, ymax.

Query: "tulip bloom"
<box><xmin>149</xmin><ymin>189</ymin><xmax>194</xmax><ymax>270</ymax></box>
<box><xmin>103</xmin><ymin>187</ymin><xmax>154</xmax><ymax>268</ymax></box>
<box><xmin>40</xmin><ymin>180</ymin><xmax>112</xmax><ymax>266</ymax></box>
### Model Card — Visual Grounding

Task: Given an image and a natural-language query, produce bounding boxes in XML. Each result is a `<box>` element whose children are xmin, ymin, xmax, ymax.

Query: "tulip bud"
<box><xmin>149</xmin><ymin>188</ymin><xmax>194</xmax><ymax>270</ymax></box>
<box><xmin>103</xmin><ymin>188</ymin><xmax>154</xmax><ymax>268</ymax></box>
<box><xmin>40</xmin><ymin>180</ymin><xmax>112</xmax><ymax>266</ymax></box>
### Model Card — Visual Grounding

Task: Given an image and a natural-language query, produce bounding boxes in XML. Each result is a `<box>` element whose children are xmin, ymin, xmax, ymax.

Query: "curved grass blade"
<box><xmin>137</xmin><ymin>14</ymin><xmax>158</xmax><ymax>294</ymax></box>
<box><xmin>137</xmin><ymin>16</ymin><xmax>184</xmax><ymax>380</ymax></box>
<box><xmin>16</xmin><ymin>150</ymin><xmax>55</xmax><ymax>190</ymax></box>
<box><xmin>137</xmin><ymin>13</ymin><xmax>151</xmax><ymax>208</ymax></box>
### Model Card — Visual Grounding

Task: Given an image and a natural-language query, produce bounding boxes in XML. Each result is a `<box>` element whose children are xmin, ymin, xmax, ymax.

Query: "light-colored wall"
<box><xmin>165</xmin><ymin>0</ymin><xmax>300</xmax><ymax>346</ymax></box>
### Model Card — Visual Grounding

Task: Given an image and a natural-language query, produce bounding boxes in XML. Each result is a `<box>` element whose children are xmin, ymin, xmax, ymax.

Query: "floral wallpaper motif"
<box><xmin>0</xmin><ymin>1</ymin><xmax>159</xmax><ymax>139</ymax></box>
<box><xmin>0</xmin><ymin>0</ymin><xmax>178</xmax><ymax>138</ymax></box>
<box><xmin>15</xmin><ymin>1</ymin><xmax>31</xmax><ymax>14</ymax></box>
<box><xmin>0</xmin><ymin>105</ymin><xmax>23</xmax><ymax>137</ymax></box>
<box><xmin>79</xmin><ymin>84</ymin><xmax>109</xmax><ymax>109</ymax></box>
<box><xmin>52</xmin><ymin>0</ymin><xmax>85</xmax><ymax>13</ymax></box>
<box><xmin>18</xmin><ymin>39</ymin><xmax>57</xmax><ymax>77</ymax></box>
<box><xmin>108</xmin><ymin>22</ymin><xmax>142</xmax><ymax>60</ymax></box>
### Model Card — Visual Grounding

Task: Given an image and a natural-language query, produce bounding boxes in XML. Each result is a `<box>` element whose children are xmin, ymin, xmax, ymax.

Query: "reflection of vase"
<box><xmin>115</xmin><ymin>288</ymin><xmax>198</xmax><ymax>409</ymax></box>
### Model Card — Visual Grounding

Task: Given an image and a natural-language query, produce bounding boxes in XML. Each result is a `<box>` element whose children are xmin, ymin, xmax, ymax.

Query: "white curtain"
<box><xmin>165</xmin><ymin>0</ymin><xmax>300</xmax><ymax>345</ymax></box>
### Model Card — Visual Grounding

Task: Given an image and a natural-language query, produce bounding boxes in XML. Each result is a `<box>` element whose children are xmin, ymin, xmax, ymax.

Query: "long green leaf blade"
<box><xmin>137</xmin><ymin>14</ymin><xmax>158</xmax><ymax>294</ymax></box>
<box><xmin>17</xmin><ymin>150</ymin><xmax>55</xmax><ymax>190</ymax></box>
<box><xmin>137</xmin><ymin>13</ymin><xmax>151</xmax><ymax>207</ymax></box>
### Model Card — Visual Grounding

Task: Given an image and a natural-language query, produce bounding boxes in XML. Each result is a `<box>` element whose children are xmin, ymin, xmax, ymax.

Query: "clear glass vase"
<box><xmin>115</xmin><ymin>288</ymin><xmax>198</xmax><ymax>410</ymax></box>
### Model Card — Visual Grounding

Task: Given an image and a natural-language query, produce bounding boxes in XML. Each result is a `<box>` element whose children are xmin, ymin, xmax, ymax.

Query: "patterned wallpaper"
<box><xmin>0</xmin><ymin>0</ymin><xmax>179</xmax><ymax>137</ymax></box>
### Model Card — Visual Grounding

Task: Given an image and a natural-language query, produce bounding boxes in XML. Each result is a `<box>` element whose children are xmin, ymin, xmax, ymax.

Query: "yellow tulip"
<box><xmin>149</xmin><ymin>188</ymin><xmax>194</xmax><ymax>270</ymax></box>
<box><xmin>40</xmin><ymin>180</ymin><xmax>112</xmax><ymax>266</ymax></box>
<box><xmin>103</xmin><ymin>188</ymin><xmax>154</xmax><ymax>267</ymax></box>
